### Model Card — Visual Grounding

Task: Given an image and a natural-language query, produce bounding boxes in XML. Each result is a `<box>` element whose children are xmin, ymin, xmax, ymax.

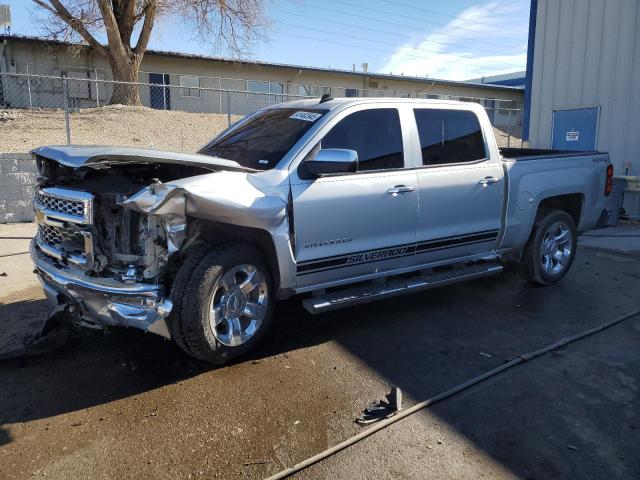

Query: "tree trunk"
<box><xmin>108</xmin><ymin>55</ymin><xmax>142</xmax><ymax>105</ymax></box>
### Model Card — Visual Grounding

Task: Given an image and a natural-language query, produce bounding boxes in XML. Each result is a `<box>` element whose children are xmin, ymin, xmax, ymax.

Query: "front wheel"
<box><xmin>169</xmin><ymin>244</ymin><xmax>274</xmax><ymax>364</ymax></box>
<box><xmin>520</xmin><ymin>209</ymin><xmax>577</xmax><ymax>285</ymax></box>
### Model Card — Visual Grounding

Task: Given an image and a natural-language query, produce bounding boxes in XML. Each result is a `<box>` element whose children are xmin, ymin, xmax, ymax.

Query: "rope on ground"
<box><xmin>265</xmin><ymin>308</ymin><xmax>640</xmax><ymax>480</ymax></box>
<box><xmin>581</xmin><ymin>233</ymin><xmax>640</xmax><ymax>238</ymax></box>
<box><xmin>0</xmin><ymin>251</ymin><xmax>29</xmax><ymax>258</ymax></box>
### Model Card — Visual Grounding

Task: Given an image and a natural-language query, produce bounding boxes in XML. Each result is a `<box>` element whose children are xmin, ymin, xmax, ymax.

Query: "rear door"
<box><xmin>411</xmin><ymin>106</ymin><xmax>504</xmax><ymax>264</ymax></box>
<box><xmin>291</xmin><ymin>106</ymin><xmax>419</xmax><ymax>288</ymax></box>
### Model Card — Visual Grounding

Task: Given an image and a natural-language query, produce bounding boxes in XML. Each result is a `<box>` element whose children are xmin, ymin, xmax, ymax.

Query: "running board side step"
<box><xmin>302</xmin><ymin>262</ymin><xmax>503</xmax><ymax>315</ymax></box>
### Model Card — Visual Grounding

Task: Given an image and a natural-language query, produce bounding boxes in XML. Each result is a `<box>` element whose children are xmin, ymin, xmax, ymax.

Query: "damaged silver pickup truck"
<box><xmin>31</xmin><ymin>98</ymin><xmax>614</xmax><ymax>363</ymax></box>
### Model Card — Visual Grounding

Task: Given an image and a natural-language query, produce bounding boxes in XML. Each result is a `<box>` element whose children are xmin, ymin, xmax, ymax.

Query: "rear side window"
<box><xmin>413</xmin><ymin>109</ymin><xmax>486</xmax><ymax>166</ymax></box>
<box><xmin>321</xmin><ymin>108</ymin><xmax>404</xmax><ymax>171</ymax></box>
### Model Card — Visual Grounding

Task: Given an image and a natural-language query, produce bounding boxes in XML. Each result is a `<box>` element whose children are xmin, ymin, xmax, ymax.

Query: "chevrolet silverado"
<box><xmin>30</xmin><ymin>98</ymin><xmax>615</xmax><ymax>363</ymax></box>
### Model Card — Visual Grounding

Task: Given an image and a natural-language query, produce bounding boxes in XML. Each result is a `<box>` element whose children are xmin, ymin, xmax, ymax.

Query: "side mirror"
<box><xmin>298</xmin><ymin>149</ymin><xmax>359</xmax><ymax>179</ymax></box>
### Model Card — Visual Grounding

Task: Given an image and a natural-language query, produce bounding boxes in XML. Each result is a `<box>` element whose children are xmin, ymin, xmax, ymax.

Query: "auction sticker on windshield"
<box><xmin>290</xmin><ymin>111</ymin><xmax>323</xmax><ymax>122</ymax></box>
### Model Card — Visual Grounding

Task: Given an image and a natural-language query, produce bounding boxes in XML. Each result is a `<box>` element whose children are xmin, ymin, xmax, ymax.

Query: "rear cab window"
<box><xmin>413</xmin><ymin>108</ymin><xmax>486</xmax><ymax>166</ymax></box>
<box><xmin>319</xmin><ymin>108</ymin><xmax>404</xmax><ymax>172</ymax></box>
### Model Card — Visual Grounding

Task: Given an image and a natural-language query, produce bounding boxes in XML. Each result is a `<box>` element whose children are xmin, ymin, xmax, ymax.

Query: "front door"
<box><xmin>149</xmin><ymin>73</ymin><xmax>171</xmax><ymax>110</ymax></box>
<box><xmin>291</xmin><ymin>107</ymin><xmax>419</xmax><ymax>288</ymax></box>
<box><xmin>411</xmin><ymin>107</ymin><xmax>504</xmax><ymax>264</ymax></box>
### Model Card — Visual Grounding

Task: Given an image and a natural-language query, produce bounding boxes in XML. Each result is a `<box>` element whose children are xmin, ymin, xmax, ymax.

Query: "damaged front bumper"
<box><xmin>30</xmin><ymin>240</ymin><xmax>173</xmax><ymax>338</ymax></box>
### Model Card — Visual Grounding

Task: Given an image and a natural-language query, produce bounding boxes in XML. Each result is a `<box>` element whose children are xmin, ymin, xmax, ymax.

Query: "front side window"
<box><xmin>199</xmin><ymin>108</ymin><xmax>326</xmax><ymax>170</ymax></box>
<box><xmin>413</xmin><ymin>109</ymin><xmax>486</xmax><ymax>166</ymax></box>
<box><xmin>321</xmin><ymin>108</ymin><xmax>404</xmax><ymax>172</ymax></box>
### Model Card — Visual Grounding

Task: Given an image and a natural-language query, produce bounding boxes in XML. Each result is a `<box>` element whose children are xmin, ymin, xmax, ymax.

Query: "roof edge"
<box><xmin>1</xmin><ymin>34</ymin><xmax>524</xmax><ymax>93</ymax></box>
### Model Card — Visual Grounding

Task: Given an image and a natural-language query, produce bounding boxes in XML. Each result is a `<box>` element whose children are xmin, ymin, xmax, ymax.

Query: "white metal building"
<box><xmin>525</xmin><ymin>0</ymin><xmax>640</xmax><ymax>181</ymax></box>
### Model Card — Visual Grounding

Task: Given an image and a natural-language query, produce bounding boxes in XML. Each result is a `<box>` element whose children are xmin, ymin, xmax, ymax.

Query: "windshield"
<box><xmin>198</xmin><ymin>108</ymin><xmax>327</xmax><ymax>170</ymax></box>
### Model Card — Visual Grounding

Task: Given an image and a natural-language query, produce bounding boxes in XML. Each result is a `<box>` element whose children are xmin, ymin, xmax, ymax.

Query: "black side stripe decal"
<box><xmin>416</xmin><ymin>231</ymin><xmax>498</xmax><ymax>252</ymax></box>
<box><xmin>296</xmin><ymin>230</ymin><xmax>499</xmax><ymax>276</ymax></box>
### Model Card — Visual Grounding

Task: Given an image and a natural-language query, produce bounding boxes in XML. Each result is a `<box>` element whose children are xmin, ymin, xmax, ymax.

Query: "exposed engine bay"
<box><xmin>30</xmin><ymin>145</ymin><xmax>289</xmax><ymax>340</ymax></box>
<box><xmin>35</xmin><ymin>154</ymin><xmax>212</xmax><ymax>284</ymax></box>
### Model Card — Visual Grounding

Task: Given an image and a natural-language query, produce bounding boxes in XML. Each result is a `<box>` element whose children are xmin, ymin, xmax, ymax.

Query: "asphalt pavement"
<box><xmin>0</xmin><ymin>223</ymin><xmax>639</xmax><ymax>479</ymax></box>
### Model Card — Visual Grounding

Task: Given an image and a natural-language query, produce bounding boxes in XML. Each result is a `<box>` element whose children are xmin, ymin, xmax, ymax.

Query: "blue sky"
<box><xmin>3</xmin><ymin>0</ymin><xmax>530</xmax><ymax>80</ymax></box>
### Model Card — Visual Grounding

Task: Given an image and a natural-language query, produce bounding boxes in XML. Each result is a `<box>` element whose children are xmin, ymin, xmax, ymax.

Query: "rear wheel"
<box><xmin>170</xmin><ymin>244</ymin><xmax>274</xmax><ymax>364</ymax></box>
<box><xmin>520</xmin><ymin>209</ymin><xmax>577</xmax><ymax>285</ymax></box>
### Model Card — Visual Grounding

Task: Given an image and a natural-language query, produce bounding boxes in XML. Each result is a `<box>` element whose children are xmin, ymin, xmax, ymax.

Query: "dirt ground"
<box><xmin>0</xmin><ymin>106</ymin><xmax>523</xmax><ymax>153</ymax></box>
<box><xmin>0</xmin><ymin>107</ymin><xmax>243</xmax><ymax>153</ymax></box>
<box><xmin>0</xmin><ymin>225</ymin><xmax>639</xmax><ymax>479</ymax></box>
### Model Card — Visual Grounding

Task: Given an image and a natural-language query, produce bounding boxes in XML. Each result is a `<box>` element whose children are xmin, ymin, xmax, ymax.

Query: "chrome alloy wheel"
<box><xmin>208</xmin><ymin>264</ymin><xmax>269</xmax><ymax>347</ymax></box>
<box><xmin>540</xmin><ymin>221</ymin><xmax>573</xmax><ymax>275</ymax></box>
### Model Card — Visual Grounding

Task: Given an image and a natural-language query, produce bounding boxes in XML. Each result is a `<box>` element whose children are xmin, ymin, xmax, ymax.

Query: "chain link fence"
<box><xmin>0</xmin><ymin>71</ymin><xmax>525</xmax><ymax>151</ymax></box>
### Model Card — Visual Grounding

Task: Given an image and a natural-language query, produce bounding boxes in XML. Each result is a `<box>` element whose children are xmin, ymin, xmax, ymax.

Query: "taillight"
<box><xmin>605</xmin><ymin>164</ymin><xmax>614</xmax><ymax>196</ymax></box>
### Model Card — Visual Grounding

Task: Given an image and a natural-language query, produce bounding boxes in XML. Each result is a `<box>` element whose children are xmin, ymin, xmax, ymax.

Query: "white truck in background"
<box><xmin>31</xmin><ymin>98</ymin><xmax>614</xmax><ymax>363</ymax></box>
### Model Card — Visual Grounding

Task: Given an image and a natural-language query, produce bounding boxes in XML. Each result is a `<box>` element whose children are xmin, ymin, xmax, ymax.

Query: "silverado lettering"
<box><xmin>346</xmin><ymin>247</ymin><xmax>410</xmax><ymax>264</ymax></box>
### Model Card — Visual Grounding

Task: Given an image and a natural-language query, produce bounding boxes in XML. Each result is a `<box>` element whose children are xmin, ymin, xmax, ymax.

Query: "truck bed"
<box><xmin>499</xmin><ymin>147</ymin><xmax>603</xmax><ymax>161</ymax></box>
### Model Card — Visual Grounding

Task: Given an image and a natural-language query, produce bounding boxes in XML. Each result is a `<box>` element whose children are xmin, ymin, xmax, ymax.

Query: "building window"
<box><xmin>296</xmin><ymin>85</ymin><xmax>330</xmax><ymax>98</ymax></box>
<box><xmin>53</xmin><ymin>70</ymin><xmax>91</xmax><ymax>98</ymax></box>
<box><xmin>180</xmin><ymin>75</ymin><xmax>200</xmax><ymax>97</ymax></box>
<box><xmin>248</xmin><ymin>80</ymin><xmax>270</xmax><ymax>94</ymax></box>
<box><xmin>270</xmin><ymin>82</ymin><xmax>283</xmax><ymax>95</ymax></box>
<box><xmin>345</xmin><ymin>88</ymin><xmax>359</xmax><ymax>97</ymax></box>
<box><xmin>297</xmin><ymin>85</ymin><xmax>312</xmax><ymax>97</ymax></box>
<box><xmin>498</xmin><ymin>99</ymin><xmax>519</xmax><ymax>115</ymax></box>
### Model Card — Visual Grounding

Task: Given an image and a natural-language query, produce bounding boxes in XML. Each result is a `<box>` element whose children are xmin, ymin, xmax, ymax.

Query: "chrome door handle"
<box><xmin>479</xmin><ymin>176</ymin><xmax>499</xmax><ymax>186</ymax></box>
<box><xmin>387</xmin><ymin>185</ymin><xmax>416</xmax><ymax>195</ymax></box>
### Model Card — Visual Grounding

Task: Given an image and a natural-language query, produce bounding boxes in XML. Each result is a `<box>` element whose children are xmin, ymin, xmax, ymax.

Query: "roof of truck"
<box><xmin>271</xmin><ymin>97</ymin><xmax>482</xmax><ymax>111</ymax></box>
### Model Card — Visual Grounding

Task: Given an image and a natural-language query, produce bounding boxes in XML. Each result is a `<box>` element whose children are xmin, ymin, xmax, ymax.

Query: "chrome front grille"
<box><xmin>35</xmin><ymin>187</ymin><xmax>94</xmax><ymax>225</ymax></box>
<box><xmin>36</xmin><ymin>191</ymin><xmax>85</xmax><ymax>218</ymax></box>
<box><xmin>34</xmin><ymin>187</ymin><xmax>94</xmax><ymax>266</ymax></box>
<box><xmin>38</xmin><ymin>223</ymin><xmax>86</xmax><ymax>253</ymax></box>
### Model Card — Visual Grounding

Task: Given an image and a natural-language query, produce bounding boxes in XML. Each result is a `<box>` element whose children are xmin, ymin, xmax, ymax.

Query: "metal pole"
<box><xmin>95</xmin><ymin>68</ymin><xmax>100</xmax><ymax>107</ymax></box>
<box><xmin>26</xmin><ymin>65</ymin><xmax>33</xmax><ymax>109</ymax></box>
<box><xmin>62</xmin><ymin>75</ymin><xmax>71</xmax><ymax>145</ymax></box>
<box><xmin>226</xmin><ymin>90</ymin><xmax>231</xmax><ymax>127</ymax></box>
<box><xmin>507</xmin><ymin>110</ymin><xmax>512</xmax><ymax>148</ymax></box>
<box><xmin>163</xmin><ymin>78</ymin><xmax>167</xmax><ymax>110</ymax></box>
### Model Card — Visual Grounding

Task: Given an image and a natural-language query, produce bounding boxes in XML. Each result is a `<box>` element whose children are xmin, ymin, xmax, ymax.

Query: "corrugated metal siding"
<box><xmin>529</xmin><ymin>0</ymin><xmax>640</xmax><ymax>177</ymax></box>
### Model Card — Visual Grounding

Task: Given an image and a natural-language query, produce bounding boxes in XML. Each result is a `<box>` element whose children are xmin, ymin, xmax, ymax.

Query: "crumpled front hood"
<box><xmin>121</xmin><ymin>170</ymin><xmax>289</xmax><ymax>251</ymax></box>
<box><xmin>31</xmin><ymin>145</ymin><xmax>254</xmax><ymax>173</ymax></box>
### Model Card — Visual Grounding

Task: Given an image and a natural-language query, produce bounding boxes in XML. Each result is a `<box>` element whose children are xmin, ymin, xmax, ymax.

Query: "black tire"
<box><xmin>520</xmin><ymin>209</ymin><xmax>578</xmax><ymax>285</ymax></box>
<box><xmin>167</xmin><ymin>244</ymin><xmax>211</xmax><ymax>360</ymax></box>
<box><xmin>171</xmin><ymin>244</ymin><xmax>274</xmax><ymax>364</ymax></box>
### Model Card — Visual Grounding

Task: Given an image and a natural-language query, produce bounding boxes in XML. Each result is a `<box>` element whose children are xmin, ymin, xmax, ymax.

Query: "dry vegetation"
<box><xmin>0</xmin><ymin>106</ymin><xmax>523</xmax><ymax>153</ymax></box>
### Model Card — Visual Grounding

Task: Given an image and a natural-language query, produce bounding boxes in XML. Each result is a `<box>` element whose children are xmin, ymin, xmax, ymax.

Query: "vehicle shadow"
<box><xmin>1</xmin><ymin>251</ymin><xmax>638</xmax><ymax>478</ymax></box>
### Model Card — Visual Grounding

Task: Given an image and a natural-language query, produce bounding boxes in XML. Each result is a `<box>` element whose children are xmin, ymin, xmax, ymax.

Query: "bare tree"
<box><xmin>32</xmin><ymin>0</ymin><xmax>267</xmax><ymax>105</ymax></box>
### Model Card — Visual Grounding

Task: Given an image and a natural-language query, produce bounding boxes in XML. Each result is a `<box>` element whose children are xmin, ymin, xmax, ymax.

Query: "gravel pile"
<box><xmin>0</xmin><ymin>105</ymin><xmax>240</xmax><ymax>153</ymax></box>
